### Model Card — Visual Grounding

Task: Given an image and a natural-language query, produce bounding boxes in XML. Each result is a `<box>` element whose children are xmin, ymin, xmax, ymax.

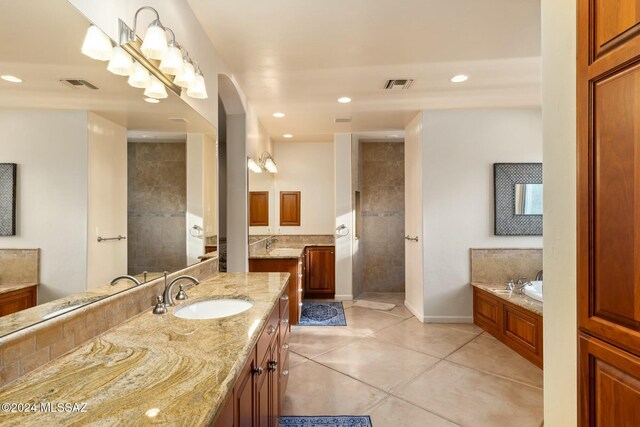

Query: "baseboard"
<box><xmin>422</xmin><ymin>315</ymin><xmax>473</xmax><ymax>324</ymax></box>
<box><xmin>334</xmin><ymin>294</ymin><xmax>353</xmax><ymax>301</ymax></box>
<box><xmin>404</xmin><ymin>299</ymin><xmax>424</xmax><ymax>320</ymax></box>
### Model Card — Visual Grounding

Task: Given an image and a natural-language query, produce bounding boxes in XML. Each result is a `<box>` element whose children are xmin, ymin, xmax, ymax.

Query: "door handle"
<box><xmin>404</xmin><ymin>235</ymin><xmax>419</xmax><ymax>242</ymax></box>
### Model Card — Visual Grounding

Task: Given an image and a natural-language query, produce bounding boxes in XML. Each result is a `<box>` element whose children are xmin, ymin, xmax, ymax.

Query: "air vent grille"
<box><xmin>60</xmin><ymin>79</ymin><xmax>99</xmax><ymax>90</ymax></box>
<box><xmin>383</xmin><ymin>79</ymin><xmax>414</xmax><ymax>90</ymax></box>
<box><xmin>168</xmin><ymin>117</ymin><xmax>189</xmax><ymax>123</ymax></box>
<box><xmin>335</xmin><ymin>117</ymin><xmax>352</xmax><ymax>124</ymax></box>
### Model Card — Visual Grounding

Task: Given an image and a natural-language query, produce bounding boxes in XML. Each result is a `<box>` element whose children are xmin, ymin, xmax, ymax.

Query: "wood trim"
<box><xmin>279</xmin><ymin>191</ymin><xmax>301</xmax><ymax>226</ymax></box>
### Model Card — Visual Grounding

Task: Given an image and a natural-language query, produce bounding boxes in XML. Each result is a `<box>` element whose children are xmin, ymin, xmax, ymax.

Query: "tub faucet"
<box><xmin>535</xmin><ymin>270</ymin><xmax>543</xmax><ymax>281</ymax></box>
<box><xmin>110</xmin><ymin>275</ymin><xmax>141</xmax><ymax>286</ymax></box>
<box><xmin>163</xmin><ymin>273</ymin><xmax>200</xmax><ymax>306</ymax></box>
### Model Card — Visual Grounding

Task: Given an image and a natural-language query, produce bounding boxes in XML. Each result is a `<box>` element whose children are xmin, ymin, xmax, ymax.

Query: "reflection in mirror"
<box><xmin>0</xmin><ymin>0</ymin><xmax>217</xmax><ymax>335</ymax></box>
<box><xmin>514</xmin><ymin>184</ymin><xmax>543</xmax><ymax>215</ymax></box>
<box><xmin>248</xmin><ymin>158</ymin><xmax>276</xmax><ymax>239</ymax></box>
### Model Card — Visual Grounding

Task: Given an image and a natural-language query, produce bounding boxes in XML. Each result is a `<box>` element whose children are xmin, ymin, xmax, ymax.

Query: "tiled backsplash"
<box><xmin>248</xmin><ymin>235</ymin><xmax>335</xmax><ymax>256</ymax></box>
<box><xmin>470</xmin><ymin>248</ymin><xmax>542</xmax><ymax>284</ymax></box>
<box><xmin>0</xmin><ymin>257</ymin><xmax>218</xmax><ymax>387</ymax></box>
<box><xmin>0</xmin><ymin>249</ymin><xmax>39</xmax><ymax>284</ymax></box>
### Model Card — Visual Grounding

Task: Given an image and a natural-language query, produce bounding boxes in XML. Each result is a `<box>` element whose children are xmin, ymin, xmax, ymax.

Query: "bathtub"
<box><xmin>523</xmin><ymin>280</ymin><xmax>543</xmax><ymax>302</ymax></box>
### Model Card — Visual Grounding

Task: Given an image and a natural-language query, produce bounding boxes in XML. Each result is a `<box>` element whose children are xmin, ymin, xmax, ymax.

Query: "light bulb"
<box><xmin>107</xmin><ymin>46</ymin><xmax>134</xmax><ymax>76</ymax></box>
<box><xmin>144</xmin><ymin>75</ymin><xmax>168</xmax><ymax>99</ymax></box>
<box><xmin>128</xmin><ymin>61</ymin><xmax>151</xmax><ymax>88</ymax></box>
<box><xmin>81</xmin><ymin>25</ymin><xmax>113</xmax><ymax>61</ymax></box>
<box><xmin>247</xmin><ymin>158</ymin><xmax>263</xmax><ymax>173</ymax></box>
<box><xmin>174</xmin><ymin>61</ymin><xmax>195</xmax><ymax>88</ymax></box>
<box><xmin>187</xmin><ymin>73</ymin><xmax>208</xmax><ymax>99</ymax></box>
<box><xmin>159</xmin><ymin>45</ymin><xmax>183</xmax><ymax>75</ymax></box>
<box><xmin>264</xmin><ymin>158</ymin><xmax>278</xmax><ymax>173</ymax></box>
<box><xmin>140</xmin><ymin>23</ymin><xmax>168</xmax><ymax>60</ymax></box>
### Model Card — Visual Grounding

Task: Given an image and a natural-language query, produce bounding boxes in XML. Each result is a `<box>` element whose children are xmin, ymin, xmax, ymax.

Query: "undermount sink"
<box><xmin>173</xmin><ymin>299</ymin><xmax>254</xmax><ymax>320</ymax></box>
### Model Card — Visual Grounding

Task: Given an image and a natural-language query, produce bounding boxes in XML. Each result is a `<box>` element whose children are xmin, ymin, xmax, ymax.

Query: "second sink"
<box><xmin>173</xmin><ymin>299</ymin><xmax>253</xmax><ymax>320</ymax></box>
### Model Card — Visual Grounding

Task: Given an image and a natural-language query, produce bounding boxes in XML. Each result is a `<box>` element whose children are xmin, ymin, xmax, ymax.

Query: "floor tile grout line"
<box><xmin>443</xmin><ymin>358</ymin><xmax>544</xmax><ymax>390</ymax></box>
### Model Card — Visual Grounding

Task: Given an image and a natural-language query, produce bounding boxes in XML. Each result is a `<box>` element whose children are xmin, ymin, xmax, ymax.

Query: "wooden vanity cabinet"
<box><xmin>0</xmin><ymin>286</ymin><xmax>37</xmax><ymax>317</ymax></box>
<box><xmin>249</xmin><ymin>258</ymin><xmax>303</xmax><ymax>325</ymax></box>
<box><xmin>472</xmin><ymin>287</ymin><xmax>543</xmax><ymax>368</ymax></box>
<box><xmin>304</xmin><ymin>247</ymin><xmax>335</xmax><ymax>298</ymax></box>
<box><xmin>215</xmin><ymin>282</ymin><xmax>290</xmax><ymax>427</ymax></box>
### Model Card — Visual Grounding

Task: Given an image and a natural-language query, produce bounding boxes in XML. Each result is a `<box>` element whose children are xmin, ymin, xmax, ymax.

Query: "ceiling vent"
<box><xmin>335</xmin><ymin>117</ymin><xmax>352</xmax><ymax>124</ymax></box>
<box><xmin>60</xmin><ymin>79</ymin><xmax>98</xmax><ymax>90</ymax></box>
<box><xmin>168</xmin><ymin>117</ymin><xmax>189</xmax><ymax>123</ymax></box>
<box><xmin>383</xmin><ymin>79</ymin><xmax>414</xmax><ymax>90</ymax></box>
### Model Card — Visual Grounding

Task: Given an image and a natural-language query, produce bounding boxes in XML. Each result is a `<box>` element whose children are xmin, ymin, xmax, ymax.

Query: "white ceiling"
<box><xmin>188</xmin><ymin>0</ymin><xmax>541</xmax><ymax>142</ymax></box>
<box><xmin>0</xmin><ymin>0</ymin><xmax>214</xmax><ymax>134</ymax></box>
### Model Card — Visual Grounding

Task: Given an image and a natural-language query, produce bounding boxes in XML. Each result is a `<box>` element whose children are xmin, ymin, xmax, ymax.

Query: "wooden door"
<box><xmin>234</xmin><ymin>350</ymin><xmax>255</xmax><ymax>427</ymax></box>
<box><xmin>578</xmin><ymin>0</ymin><xmax>640</xmax><ymax>424</ymax></box>
<box><xmin>305</xmin><ymin>247</ymin><xmax>335</xmax><ymax>297</ymax></box>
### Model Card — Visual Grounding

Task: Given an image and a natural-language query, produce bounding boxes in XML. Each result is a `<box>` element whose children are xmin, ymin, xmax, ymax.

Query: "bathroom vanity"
<box><xmin>0</xmin><ymin>272</ymin><xmax>291</xmax><ymax>426</ymax></box>
<box><xmin>472</xmin><ymin>284</ymin><xmax>543</xmax><ymax>368</ymax></box>
<box><xmin>0</xmin><ymin>284</ymin><xmax>37</xmax><ymax>317</ymax></box>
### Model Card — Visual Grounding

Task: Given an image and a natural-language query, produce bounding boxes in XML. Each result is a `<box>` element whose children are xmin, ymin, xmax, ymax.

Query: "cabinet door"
<box><xmin>249</xmin><ymin>191</ymin><xmax>269</xmax><ymax>226</ymax></box>
<box><xmin>473</xmin><ymin>288</ymin><xmax>500</xmax><ymax>336</ymax></box>
<box><xmin>268</xmin><ymin>336</ymin><xmax>280</xmax><ymax>426</ymax></box>
<box><xmin>279</xmin><ymin>191</ymin><xmax>301</xmax><ymax>226</ymax></box>
<box><xmin>256</xmin><ymin>349</ymin><xmax>271</xmax><ymax>427</ymax></box>
<box><xmin>305</xmin><ymin>247</ymin><xmax>335</xmax><ymax>297</ymax></box>
<box><xmin>579</xmin><ymin>333</ymin><xmax>640</xmax><ymax>426</ymax></box>
<box><xmin>214</xmin><ymin>392</ymin><xmax>234</xmax><ymax>427</ymax></box>
<box><xmin>502</xmin><ymin>304</ymin><xmax>542</xmax><ymax>367</ymax></box>
<box><xmin>235</xmin><ymin>351</ymin><xmax>256</xmax><ymax>427</ymax></box>
<box><xmin>0</xmin><ymin>287</ymin><xmax>37</xmax><ymax>317</ymax></box>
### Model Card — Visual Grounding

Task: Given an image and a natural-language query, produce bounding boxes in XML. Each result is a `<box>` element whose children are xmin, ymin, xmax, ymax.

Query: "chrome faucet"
<box><xmin>162</xmin><ymin>273</ymin><xmax>200</xmax><ymax>306</ymax></box>
<box><xmin>516</xmin><ymin>277</ymin><xmax>529</xmax><ymax>294</ymax></box>
<box><xmin>110</xmin><ymin>275</ymin><xmax>141</xmax><ymax>286</ymax></box>
<box><xmin>266</xmin><ymin>237</ymin><xmax>278</xmax><ymax>251</ymax></box>
<box><xmin>535</xmin><ymin>270</ymin><xmax>543</xmax><ymax>281</ymax></box>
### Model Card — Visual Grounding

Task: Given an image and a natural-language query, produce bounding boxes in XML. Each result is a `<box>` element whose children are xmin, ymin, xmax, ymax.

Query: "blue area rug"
<box><xmin>298</xmin><ymin>301</ymin><xmax>347</xmax><ymax>326</ymax></box>
<box><xmin>279</xmin><ymin>416</ymin><xmax>372</xmax><ymax>427</ymax></box>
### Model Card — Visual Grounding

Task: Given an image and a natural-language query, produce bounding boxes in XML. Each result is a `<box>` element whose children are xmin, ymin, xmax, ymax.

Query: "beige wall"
<box><xmin>542</xmin><ymin>0</ymin><xmax>577</xmax><ymax>424</ymax></box>
<box><xmin>86</xmin><ymin>113</ymin><xmax>128</xmax><ymax>289</ymax></box>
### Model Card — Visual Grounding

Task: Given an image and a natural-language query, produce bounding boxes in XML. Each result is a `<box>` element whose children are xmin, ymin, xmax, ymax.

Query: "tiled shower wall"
<box><xmin>361</xmin><ymin>142</ymin><xmax>405</xmax><ymax>292</ymax></box>
<box><xmin>127</xmin><ymin>142</ymin><xmax>187</xmax><ymax>275</ymax></box>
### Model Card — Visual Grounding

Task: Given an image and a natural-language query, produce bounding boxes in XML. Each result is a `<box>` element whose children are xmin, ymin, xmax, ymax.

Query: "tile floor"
<box><xmin>282</xmin><ymin>292</ymin><xmax>544</xmax><ymax>427</ymax></box>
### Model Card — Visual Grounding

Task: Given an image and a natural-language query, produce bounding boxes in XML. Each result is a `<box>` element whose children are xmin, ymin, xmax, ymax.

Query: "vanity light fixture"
<box><xmin>144</xmin><ymin>75</ymin><xmax>168</xmax><ymax>99</ymax></box>
<box><xmin>81</xmin><ymin>25</ymin><xmax>113</xmax><ymax>61</ymax></box>
<box><xmin>158</xmin><ymin>28</ymin><xmax>183</xmax><ymax>75</ymax></box>
<box><xmin>174</xmin><ymin>58</ymin><xmax>196</xmax><ymax>88</ymax></box>
<box><xmin>273</xmin><ymin>112</ymin><xmax>285</xmax><ymax>118</ymax></box>
<box><xmin>338</xmin><ymin>97</ymin><xmax>352</xmax><ymax>103</ymax></box>
<box><xmin>128</xmin><ymin>61</ymin><xmax>151</xmax><ymax>88</ymax></box>
<box><xmin>450</xmin><ymin>74</ymin><xmax>469</xmax><ymax>83</ymax></box>
<box><xmin>186</xmin><ymin>64</ymin><xmax>208</xmax><ymax>99</ymax></box>
<box><xmin>283</xmin><ymin>134</ymin><xmax>293</xmax><ymax>138</ymax></box>
<box><xmin>259</xmin><ymin>152</ymin><xmax>278</xmax><ymax>173</ymax></box>
<box><xmin>0</xmin><ymin>75</ymin><xmax>22</xmax><ymax>83</ymax></box>
<box><xmin>144</xmin><ymin>97</ymin><xmax>160</xmax><ymax>104</ymax></box>
<box><xmin>107</xmin><ymin>46</ymin><xmax>134</xmax><ymax>76</ymax></box>
<box><xmin>247</xmin><ymin>157</ymin><xmax>263</xmax><ymax>173</ymax></box>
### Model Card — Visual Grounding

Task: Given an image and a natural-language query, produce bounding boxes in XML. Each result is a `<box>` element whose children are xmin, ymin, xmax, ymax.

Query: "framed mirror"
<box><xmin>493</xmin><ymin>163</ymin><xmax>542</xmax><ymax>236</ymax></box>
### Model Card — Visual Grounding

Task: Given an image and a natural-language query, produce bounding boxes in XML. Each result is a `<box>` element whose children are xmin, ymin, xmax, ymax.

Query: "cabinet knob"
<box><xmin>298</xmin><ymin>273</ymin><xmax>303</xmax><ymax>278</ymax></box>
<box><xmin>282</xmin><ymin>343</ymin><xmax>289</xmax><ymax>350</ymax></box>
<box><xmin>268</xmin><ymin>360</ymin><xmax>278</xmax><ymax>372</ymax></box>
<box><xmin>267</xmin><ymin>325</ymin><xmax>276</xmax><ymax>335</ymax></box>
<box><xmin>281</xmin><ymin>319</ymin><xmax>289</xmax><ymax>325</ymax></box>
<box><xmin>299</xmin><ymin>302</ymin><xmax>303</xmax><ymax>307</ymax></box>
<box><xmin>282</xmin><ymin>369</ymin><xmax>289</xmax><ymax>376</ymax></box>
<box><xmin>252</xmin><ymin>366</ymin><xmax>264</xmax><ymax>376</ymax></box>
<box><xmin>298</xmin><ymin>288</ymin><xmax>303</xmax><ymax>293</ymax></box>
<box><xmin>280</xmin><ymin>295</ymin><xmax>289</xmax><ymax>301</ymax></box>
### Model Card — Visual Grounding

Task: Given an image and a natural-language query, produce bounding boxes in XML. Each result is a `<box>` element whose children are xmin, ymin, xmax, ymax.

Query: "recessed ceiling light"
<box><xmin>144</xmin><ymin>97</ymin><xmax>160</xmax><ymax>104</ymax></box>
<box><xmin>338</xmin><ymin>97</ymin><xmax>352</xmax><ymax>103</ymax></box>
<box><xmin>273</xmin><ymin>112</ymin><xmax>285</xmax><ymax>118</ymax></box>
<box><xmin>1</xmin><ymin>75</ymin><xmax>22</xmax><ymax>83</ymax></box>
<box><xmin>450</xmin><ymin>74</ymin><xmax>469</xmax><ymax>83</ymax></box>
<box><xmin>283</xmin><ymin>134</ymin><xmax>293</xmax><ymax>138</ymax></box>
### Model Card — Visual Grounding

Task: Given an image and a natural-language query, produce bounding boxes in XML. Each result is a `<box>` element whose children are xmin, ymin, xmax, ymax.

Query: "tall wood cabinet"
<box><xmin>577</xmin><ymin>1</ymin><xmax>640</xmax><ymax>424</ymax></box>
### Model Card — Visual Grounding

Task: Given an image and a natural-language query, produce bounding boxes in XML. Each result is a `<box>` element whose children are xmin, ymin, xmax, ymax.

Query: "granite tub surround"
<box><xmin>471</xmin><ymin>282</ymin><xmax>543</xmax><ymax>316</ymax></box>
<box><xmin>0</xmin><ymin>257</ymin><xmax>218</xmax><ymax>387</ymax></box>
<box><xmin>470</xmin><ymin>248</ymin><xmax>542</xmax><ymax>283</ymax></box>
<box><xmin>0</xmin><ymin>272</ymin><xmax>289</xmax><ymax>426</ymax></box>
<box><xmin>0</xmin><ymin>249</ymin><xmax>39</xmax><ymax>284</ymax></box>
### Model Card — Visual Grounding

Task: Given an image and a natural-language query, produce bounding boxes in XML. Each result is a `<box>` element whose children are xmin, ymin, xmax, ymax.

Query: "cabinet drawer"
<box><xmin>257</xmin><ymin>306</ymin><xmax>279</xmax><ymax>363</ymax></box>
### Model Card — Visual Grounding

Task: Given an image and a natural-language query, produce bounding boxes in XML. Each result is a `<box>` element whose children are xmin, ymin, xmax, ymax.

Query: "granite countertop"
<box><xmin>0</xmin><ymin>272</ymin><xmax>290</xmax><ymax>426</ymax></box>
<box><xmin>249</xmin><ymin>242</ymin><xmax>334</xmax><ymax>260</ymax></box>
<box><xmin>470</xmin><ymin>282</ymin><xmax>543</xmax><ymax>316</ymax></box>
<box><xmin>0</xmin><ymin>283</ymin><xmax>38</xmax><ymax>296</ymax></box>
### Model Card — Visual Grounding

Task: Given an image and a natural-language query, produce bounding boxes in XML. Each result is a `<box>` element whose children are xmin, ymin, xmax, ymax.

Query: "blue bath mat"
<box><xmin>298</xmin><ymin>301</ymin><xmax>347</xmax><ymax>326</ymax></box>
<box><xmin>279</xmin><ymin>416</ymin><xmax>372</xmax><ymax>427</ymax></box>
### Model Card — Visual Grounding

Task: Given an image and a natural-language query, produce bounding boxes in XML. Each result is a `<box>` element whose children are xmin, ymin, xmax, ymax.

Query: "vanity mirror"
<box><xmin>494</xmin><ymin>163</ymin><xmax>542</xmax><ymax>236</ymax></box>
<box><xmin>248</xmin><ymin>153</ymin><xmax>277</xmax><ymax>238</ymax></box>
<box><xmin>0</xmin><ymin>0</ymin><xmax>217</xmax><ymax>336</ymax></box>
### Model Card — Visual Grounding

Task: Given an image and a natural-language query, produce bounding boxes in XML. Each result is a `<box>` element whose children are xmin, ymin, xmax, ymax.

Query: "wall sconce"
<box><xmin>247</xmin><ymin>157</ymin><xmax>263</xmax><ymax>174</ymax></box>
<box><xmin>80</xmin><ymin>6</ymin><xmax>208</xmax><ymax>100</ymax></box>
<box><xmin>259</xmin><ymin>152</ymin><xmax>278</xmax><ymax>173</ymax></box>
